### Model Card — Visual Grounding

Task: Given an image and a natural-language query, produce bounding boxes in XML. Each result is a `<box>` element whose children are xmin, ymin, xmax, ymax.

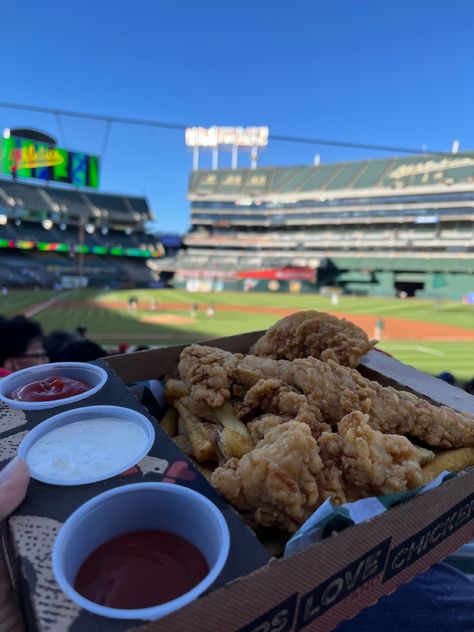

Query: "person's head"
<box><xmin>44</xmin><ymin>330</ymin><xmax>76</xmax><ymax>362</ymax></box>
<box><xmin>53</xmin><ymin>340</ymin><xmax>107</xmax><ymax>363</ymax></box>
<box><xmin>464</xmin><ymin>377</ymin><xmax>474</xmax><ymax>395</ymax></box>
<box><xmin>0</xmin><ymin>316</ymin><xmax>48</xmax><ymax>372</ymax></box>
<box><xmin>437</xmin><ymin>371</ymin><xmax>456</xmax><ymax>386</ymax></box>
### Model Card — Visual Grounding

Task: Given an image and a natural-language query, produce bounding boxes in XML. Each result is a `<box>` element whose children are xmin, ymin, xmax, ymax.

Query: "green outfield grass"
<box><xmin>1</xmin><ymin>288</ymin><xmax>474</xmax><ymax>384</ymax></box>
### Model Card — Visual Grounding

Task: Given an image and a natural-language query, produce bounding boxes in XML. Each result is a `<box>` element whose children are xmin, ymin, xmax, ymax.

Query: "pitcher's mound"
<box><xmin>140</xmin><ymin>314</ymin><xmax>195</xmax><ymax>325</ymax></box>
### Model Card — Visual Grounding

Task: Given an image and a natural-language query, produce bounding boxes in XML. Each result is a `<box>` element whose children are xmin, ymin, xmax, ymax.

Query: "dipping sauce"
<box><xmin>26</xmin><ymin>417</ymin><xmax>148</xmax><ymax>481</ymax></box>
<box><xmin>74</xmin><ymin>530</ymin><xmax>209</xmax><ymax>609</ymax></box>
<box><xmin>10</xmin><ymin>376</ymin><xmax>91</xmax><ymax>402</ymax></box>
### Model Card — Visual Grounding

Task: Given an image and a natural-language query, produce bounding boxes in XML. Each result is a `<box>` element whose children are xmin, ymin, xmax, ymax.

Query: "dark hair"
<box><xmin>0</xmin><ymin>315</ymin><xmax>43</xmax><ymax>366</ymax></box>
<box><xmin>44</xmin><ymin>330</ymin><xmax>76</xmax><ymax>362</ymax></box>
<box><xmin>53</xmin><ymin>340</ymin><xmax>107</xmax><ymax>362</ymax></box>
<box><xmin>437</xmin><ymin>371</ymin><xmax>456</xmax><ymax>386</ymax></box>
<box><xmin>464</xmin><ymin>378</ymin><xmax>474</xmax><ymax>395</ymax></box>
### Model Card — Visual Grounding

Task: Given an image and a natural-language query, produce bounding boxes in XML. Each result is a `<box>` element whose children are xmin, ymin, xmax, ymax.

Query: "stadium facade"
<box><xmin>0</xmin><ymin>128</ymin><xmax>166</xmax><ymax>289</ymax></box>
<box><xmin>161</xmin><ymin>153</ymin><xmax>474</xmax><ymax>299</ymax></box>
<box><xmin>0</xmin><ymin>178</ymin><xmax>164</xmax><ymax>288</ymax></box>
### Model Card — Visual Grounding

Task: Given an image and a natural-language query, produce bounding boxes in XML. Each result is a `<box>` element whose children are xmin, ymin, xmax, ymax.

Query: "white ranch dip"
<box><xmin>26</xmin><ymin>418</ymin><xmax>148</xmax><ymax>481</ymax></box>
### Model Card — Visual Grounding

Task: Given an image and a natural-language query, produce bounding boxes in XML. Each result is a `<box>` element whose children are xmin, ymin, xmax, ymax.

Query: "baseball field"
<box><xmin>2</xmin><ymin>288</ymin><xmax>474</xmax><ymax>385</ymax></box>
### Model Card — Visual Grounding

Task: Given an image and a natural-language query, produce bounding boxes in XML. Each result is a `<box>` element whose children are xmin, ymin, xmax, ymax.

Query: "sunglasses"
<box><xmin>16</xmin><ymin>352</ymin><xmax>49</xmax><ymax>359</ymax></box>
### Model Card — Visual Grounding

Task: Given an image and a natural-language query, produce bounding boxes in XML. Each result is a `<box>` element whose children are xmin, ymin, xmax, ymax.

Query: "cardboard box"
<box><xmin>1</xmin><ymin>357</ymin><xmax>270</xmax><ymax>631</ymax></box>
<box><xmin>4</xmin><ymin>330</ymin><xmax>474</xmax><ymax>631</ymax></box>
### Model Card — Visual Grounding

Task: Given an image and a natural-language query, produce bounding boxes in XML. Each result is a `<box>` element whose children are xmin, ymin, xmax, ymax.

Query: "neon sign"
<box><xmin>0</xmin><ymin>137</ymin><xmax>100</xmax><ymax>188</ymax></box>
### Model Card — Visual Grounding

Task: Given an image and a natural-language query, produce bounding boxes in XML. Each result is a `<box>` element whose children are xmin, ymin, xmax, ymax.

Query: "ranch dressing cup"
<box><xmin>52</xmin><ymin>483</ymin><xmax>230</xmax><ymax>620</ymax></box>
<box><xmin>18</xmin><ymin>405</ymin><xmax>155</xmax><ymax>486</ymax></box>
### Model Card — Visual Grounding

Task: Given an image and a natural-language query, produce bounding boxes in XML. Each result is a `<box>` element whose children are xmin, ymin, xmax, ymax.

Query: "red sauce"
<box><xmin>10</xmin><ymin>376</ymin><xmax>91</xmax><ymax>402</ymax></box>
<box><xmin>74</xmin><ymin>530</ymin><xmax>209</xmax><ymax>610</ymax></box>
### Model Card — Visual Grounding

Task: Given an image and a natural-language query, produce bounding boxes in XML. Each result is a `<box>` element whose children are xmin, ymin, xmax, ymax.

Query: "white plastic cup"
<box><xmin>52</xmin><ymin>483</ymin><xmax>230</xmax><ymax>620</ymax></box>
<box><xmin>0</xmin><ymin>362</ymin><xmax>108</xmax><ymax>410</ymax></box>
<box><xmin>18</xmin><ymin>405</ymin><xmax>155</xmax><ymax>486</ymax></box>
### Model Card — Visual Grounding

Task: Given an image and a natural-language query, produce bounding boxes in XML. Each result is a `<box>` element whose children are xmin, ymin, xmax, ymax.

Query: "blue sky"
<box><xmin>1</xmin><ymin>0</ymin><xmax>474</xmax><ymax>234</ymax></box>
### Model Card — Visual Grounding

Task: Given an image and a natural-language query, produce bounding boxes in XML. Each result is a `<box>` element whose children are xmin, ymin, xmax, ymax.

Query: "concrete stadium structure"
<box><xmin>0</xmin><ymin>178</ymin><xmax>163</xmax><ymax>288</ymax></box>
<box><xmin>162</xmin><ymin>153</ymin><xmax>474</xmax><ymax>298</ymax></box>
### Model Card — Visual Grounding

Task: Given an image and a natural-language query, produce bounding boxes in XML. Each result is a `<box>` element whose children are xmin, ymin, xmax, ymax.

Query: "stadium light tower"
<box><xmin>185</xmin><ymin>126</ymin><xmax>268</xmax><ymax>170</ymax></box>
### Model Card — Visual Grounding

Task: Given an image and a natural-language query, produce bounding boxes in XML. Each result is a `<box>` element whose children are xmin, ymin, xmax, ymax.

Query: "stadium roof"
<box><xmin>188</xmin><ymin>153</ymin><xmax>474</xmax><ymax>198</ymax></box>
<box><xmin>0</xmin><ymin>177</ymin><xmax>153</xmax><ymax>223</ymax></box>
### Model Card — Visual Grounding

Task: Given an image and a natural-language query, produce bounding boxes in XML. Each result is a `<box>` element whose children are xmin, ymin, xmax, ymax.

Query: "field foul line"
<box><xmin>385</xmin><ymin>344</ymin><xmax>445</xmax><ymax>356</ymax></box>
<box><xmin>23</xmin><ymin>297</ymin><xmax>62</xmax><ymax>318</ymax></box>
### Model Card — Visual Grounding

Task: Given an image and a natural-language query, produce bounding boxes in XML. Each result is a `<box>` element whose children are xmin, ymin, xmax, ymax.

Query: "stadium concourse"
<box><xmin>0</xmin><ymin>178</ymin><xmax>170</xmax><ymax>289</ymax></box>
<box><xmin>156</xmin><ymin>153</ymin><xmax>474</xmax><ymax>300</ymax></box>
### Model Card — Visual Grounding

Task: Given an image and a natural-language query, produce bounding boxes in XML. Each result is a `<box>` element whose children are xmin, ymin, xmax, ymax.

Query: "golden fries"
<box><xmin>214</xmin><ymin>402</ymin><xmax>254</xmax><ymax>457</ymax></box>
<box><xmin>421</xmin><ymin>447</ymin><xmax>474</xmax><ymax>484</ymax></box>
<box><xmin>180</xmin><ymin>396</ymin><xmax>218</xmax><ymax>423</ymax></box>
<box><xmin>175</xmin><ymin>400</ymin><xmax>218</xmax><ymax>462</ymax></box>
<box><xmin>412</xmin><ymin>444</ymin><xmax>436</xmax><ymax>466</ymax></box>
<box><xmin>159</xmin><ymin>407</ymin><xmax>178</xmax><ymax>437</ymax></box>
<box><xmin>172</xmin><ymin>433</ymin><xmax>193</xmax><ymax>457</ymax></box>
<box><xmin>164</xmin><ymin>378</ymin><xmax>189</xmax><ymax>403</ymax></box>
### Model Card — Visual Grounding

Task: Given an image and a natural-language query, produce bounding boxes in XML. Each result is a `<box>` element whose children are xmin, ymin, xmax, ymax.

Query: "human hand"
<box><xmin>0</xmin><ymin>457</ymin><xmax>30</xmax><ymax>632</ymax></box>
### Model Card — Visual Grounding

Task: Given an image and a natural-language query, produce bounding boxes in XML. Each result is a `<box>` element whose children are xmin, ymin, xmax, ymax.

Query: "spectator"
<box><xmin>53</xmin><ymin>340</ymin><xmax>107</xmax><ymax>362</ymax></box>
<box><xmin>437</xmin><ymin>371</ymin><xmax>456</xmax><ymax>386</ymax></box>
<box><xmin>75</xmin><ymin>326</ymin><xmax>87</xmax><ymax>339</ymax></box>
<box><xmin>464</xmin><ymin>377</ymin><xmax>474</xmax><ymax>396</ymax></box>
<box><xmin>0</xmin><ymin>316</ymin><xmax>48</xmax><ymax>375</ymax></box>
<box><xmin>44</xmin><ymin>330</ymin><xmax>76</xmax><ymax>362</ymax></box>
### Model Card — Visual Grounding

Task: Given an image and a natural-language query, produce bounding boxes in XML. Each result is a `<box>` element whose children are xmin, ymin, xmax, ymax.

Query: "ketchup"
<box><xmin>74</xmin><ymin>530</ymin><xmax>209</xmax><ymax>609</ymax></box>
<box><xmin>10</xmin><ymin>376</ymin><xmax>91</xmax><ymax>402</ymax></box>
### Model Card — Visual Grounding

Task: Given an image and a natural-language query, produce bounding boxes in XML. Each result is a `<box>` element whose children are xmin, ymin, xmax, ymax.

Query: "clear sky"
<box><xmin>1</xmin><ymin>0</ymin><xmax>474</xmax><ymax>234</ymax></box>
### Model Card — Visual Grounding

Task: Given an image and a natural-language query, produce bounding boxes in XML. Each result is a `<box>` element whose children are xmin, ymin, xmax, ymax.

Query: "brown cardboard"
<box><xmin>3</xmin><ymin>331</ymin><xmax>474</xmax><ymax>632</ymax></box>
<box><xmin>1</xmin><ymin>362</ymin><xmax>271</xmax><ymax>632</ymax></box>
<box><xmin>105</xmin><ymin>331</ymin><xmax>474</xmax><ymax>631</ymax></box>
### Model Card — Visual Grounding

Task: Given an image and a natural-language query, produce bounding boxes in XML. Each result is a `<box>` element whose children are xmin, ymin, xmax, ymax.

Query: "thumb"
<box><xmin>0</xmin><ymin>458</ymin><xmax>30</xmax><ymax>520</ymax></box>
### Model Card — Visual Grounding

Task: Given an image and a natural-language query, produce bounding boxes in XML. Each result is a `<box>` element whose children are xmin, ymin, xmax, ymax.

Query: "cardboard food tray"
<box><xmin>3</xmin><ymin>330</ymin><xmax>474</xmax><ymax>631</ymax></box>
<box><xmin>1</xmin><ymin>360</ymin><xmax>271</xmax><ymax>631</ymax></box>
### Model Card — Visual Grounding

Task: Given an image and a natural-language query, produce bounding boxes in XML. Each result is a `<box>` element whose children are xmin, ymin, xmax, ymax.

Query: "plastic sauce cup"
<box><xmin>18</xmin><ymin>405</ymin><xmax>155</xmax><ymax>486</ymax></box>
<box><xmin>52</xmin><ymin>482</ymin><xmax>230</xmax><ymax>620</ymax></box>
<box><xmin>0</xmin><ymin>362</ymin><xmax>108</xmax><ymax>410</ymax></box>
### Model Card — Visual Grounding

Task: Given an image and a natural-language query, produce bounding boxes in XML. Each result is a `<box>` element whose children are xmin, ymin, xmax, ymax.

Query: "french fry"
<box><xmin>412</xmin><ymin>444</ymin><xmax>436</xmax><ymax>466</ymax></box>
<box><xmin>180</xmin><ymin>396</ymin><xmax>218</xmax><ymax>423</ymax></box>
<box><xmin>175</xmin><ymin>401</ymin><xmax>218</xmax><ymax>463</ymax></box>
<box><xmin>215</xmin><ymin>401</ymin><xmax>254</xmax><ymax>458</ymax></box>
<box><xmin>159</xmin><ymin>407</ymin><xmax>179</xmax><ymax>437</ymax></box>
<box><xmin>164</xmin><ymin>378</ymin><xmax>189</xmax><ymax>403</ymax></box>
<box><xmin>421</xmin><ymin>447</ymin><xmax>474</xmax><ymax>484</ymax></box>
<box><xmin>172</xmin><ymin>433</ymin><xmax>194</xmax><ymax>457</ymax></box>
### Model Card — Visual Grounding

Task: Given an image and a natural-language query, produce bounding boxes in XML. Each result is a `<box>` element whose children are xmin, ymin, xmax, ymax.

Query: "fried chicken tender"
<box><xmin>319</xmin><ymin>411</ymin><xmax>422</xmax><ymax>500</ymax></box>
<box><xmin>250</xmin><ymin>310</ymin><xmax>376</xmax><ymax>368</ymax></box>
<box><xmin>179</xmin><ymin>346</ymin><xmax>474</xmax><ymax>448</ymax></box>
<box><xmin>210</xmin><ymin>421</ymin><xmax>323</xmax><ymax>533</ymax></box>
<box><xmin>236</xmin><ymin>378</ymin><xmax>331</xmax><ymax>438</ymax></box>
<box><xmin>178</xmin><ymin>344</ymin><xmax>239</xmax><ymax>408</ymax></box>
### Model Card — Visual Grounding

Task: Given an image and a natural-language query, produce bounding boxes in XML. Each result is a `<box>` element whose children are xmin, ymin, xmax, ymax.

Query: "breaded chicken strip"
<box><xmin>250</xmin><ymin>310</ymin><xmax>376</xmax><ymax>368</ymax></box>
<box><xmin>210</xmin><ymin>421</ymin><xmax>323</xmax><ymax>533</ymax></box>
<box><xmin>179</xmin><ymin>346</ymin><xmax>474</xmax><ymax>448</ymax></box>
<box><xmin>319</xmin><ymin>411</ymin><xmax>422</xmax><ymax>500</ymax></box>
<box><xmin>236</xmin><ymin>378</ymin><xmax>331</xmax><ymax>438</ymax></box>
